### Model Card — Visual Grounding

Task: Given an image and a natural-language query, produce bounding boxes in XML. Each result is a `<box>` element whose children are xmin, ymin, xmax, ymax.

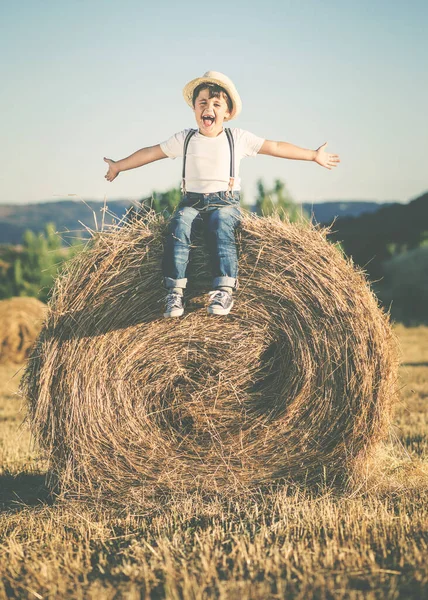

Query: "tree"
<box><xmin>255</xmin><ymin>178</ymin><xmax>307</xmax><ymax>222</ymax></box>
<box><xmin>45</xmin><ymin>222</ymin><xmax>62</xmax><ymax>251</ymax></box>
<box><xmin>12</xmin><ymin>258</ymin><xmax>24</xmax><ymax>295</ymax></box>
<box><xmin>0</xmin><ymin>222</ymin><xmax>83</xmax><ymax>302</ymax></box>
<box><xmin>150</xmin><ymin>187</ymin><xmax>182</xmax><ymax>217</ymax></box>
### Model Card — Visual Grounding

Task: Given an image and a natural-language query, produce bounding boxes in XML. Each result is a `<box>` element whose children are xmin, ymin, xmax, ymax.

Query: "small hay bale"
<box><xmin>22</xmin><ymin>213</ymin><xmax>400</xmax><ymax>501</ymax></box>
<box><xmin>0</xmin><ymin>297</ymin><xmax>47</xmax><ymax>364</ymax></box>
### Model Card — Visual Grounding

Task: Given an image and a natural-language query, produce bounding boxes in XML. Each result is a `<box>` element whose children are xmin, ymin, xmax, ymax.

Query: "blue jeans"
<box><xmin>162</xmin><ymin>191</ymin><xmax>242</xmax><ymax>289</ymax></box>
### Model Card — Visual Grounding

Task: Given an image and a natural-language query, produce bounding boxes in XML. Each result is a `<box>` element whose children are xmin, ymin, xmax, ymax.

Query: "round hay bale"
<box><xmin>22</xmin><ymin>213</ymin><xmax>400</xmax><ymax>501</ymax></box>
<box><xmin>0</xmin><ymin>297</ymin><xmax>47</xmax><ymax>364</ymax></box>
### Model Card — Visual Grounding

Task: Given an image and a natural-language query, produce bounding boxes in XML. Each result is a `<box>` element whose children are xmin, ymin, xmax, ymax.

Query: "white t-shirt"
<box><xmin>160</xmin><ymin>127</ymin><xmax>265</xmax><ymax>193</ymax></box>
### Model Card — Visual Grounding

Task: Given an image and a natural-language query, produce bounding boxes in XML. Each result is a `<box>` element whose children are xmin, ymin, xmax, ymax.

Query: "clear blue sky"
<box><xmin>1</xmin><ymin>0</ymin><xmax>427</xmax><ymax>206</ymax></box>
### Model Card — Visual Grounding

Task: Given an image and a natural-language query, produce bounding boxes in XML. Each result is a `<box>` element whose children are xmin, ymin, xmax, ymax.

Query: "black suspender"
<box><xmin>224</xmin><ymin>128</ymin><xmax>235</xmax><ymax>188</ymax></box>
<box><xmin>181</xmin><ymin>129</ymin><xmax>197</xmax><ymax>193</ymax></box>
<box><xmin>181</xmin><ymin>128</ymin><xmax>235</xmax><ymax>194</ymax></box>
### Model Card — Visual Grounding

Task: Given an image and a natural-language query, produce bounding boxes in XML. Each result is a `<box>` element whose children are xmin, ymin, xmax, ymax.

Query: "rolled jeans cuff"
<box><xmin>164</xmin><ymin>276</ymin><xmax>187</xmax><ymax>289</ymax></box>
<box><xmin>213</xmin><ymin>276</ymin><xmax>237</xmax><ymax>289</ymax></box>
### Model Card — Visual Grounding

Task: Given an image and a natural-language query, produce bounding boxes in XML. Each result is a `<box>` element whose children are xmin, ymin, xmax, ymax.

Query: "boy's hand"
<box><xmin>314</xmin><ymin>143</ymin><xmax>341</xmax><ymax>170</ymax></box>
<box><xmin>104</xmin><ymin>157</ymin><xmax>120</xmax><ymax>182</ymax></box>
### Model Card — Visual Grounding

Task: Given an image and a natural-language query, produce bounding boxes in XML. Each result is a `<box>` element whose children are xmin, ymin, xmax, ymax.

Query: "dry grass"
<box><xmin>0</xmin><ymin>326</ymin><xmax>427</xmax><ymax>598</ymax></box>
<box><xmin>0</xmin><ymin>297</ymin><xmax>46</xmax><ymax>365</ymax></box>
<box><xmin>21</xmin><ymin>213</ymin><xmax>399</xmax><ymax>501</ymax></box>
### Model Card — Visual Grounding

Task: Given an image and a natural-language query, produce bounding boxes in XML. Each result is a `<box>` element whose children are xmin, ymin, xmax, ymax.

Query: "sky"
<box><xmin>1</xmin><ymin>0</ymin><xmax>427</xmax><ymax>207</ymax></box>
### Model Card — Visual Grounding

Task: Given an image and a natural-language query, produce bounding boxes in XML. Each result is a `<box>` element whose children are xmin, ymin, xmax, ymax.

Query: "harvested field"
<box><xmin>0</xmin><ymin>297</ymin><xmax>47</xmax><ymax>365</ymax></box>
<box><xmin>22</xmin><ymin>213</ymin><xmax>399</xmax><ymax>501</ymax></box>
<box><xmin>0</xmin><ymin>326</ymin><xmax>427</xmax><ymax>599</ymax></box>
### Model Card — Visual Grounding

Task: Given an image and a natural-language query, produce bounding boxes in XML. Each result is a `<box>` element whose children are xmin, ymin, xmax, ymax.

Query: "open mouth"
<box><xmin>202</xmin><ymin>115</ymin><xmax>215</xmax><ymax>127</ymax></box>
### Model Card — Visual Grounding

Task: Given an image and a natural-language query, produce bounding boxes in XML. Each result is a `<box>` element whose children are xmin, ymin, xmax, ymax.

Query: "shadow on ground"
<box><xmin>0</xmin><ymin>473</ymin><xmax>53</xmax><ymax>512</ymax></box>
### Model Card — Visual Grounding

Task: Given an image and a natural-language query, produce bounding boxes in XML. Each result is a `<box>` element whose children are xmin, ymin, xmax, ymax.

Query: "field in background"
<box><xmin>0</xmin><ymin>325</ymin><xmax>427</xmax><ymax>599</ymax></box>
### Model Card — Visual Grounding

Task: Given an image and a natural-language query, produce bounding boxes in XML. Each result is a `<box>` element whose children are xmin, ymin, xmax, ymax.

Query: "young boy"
<box><xmin>104</xmin><ymin>71</ymin><xmax>340</xmax><ymax>318</ymax></box>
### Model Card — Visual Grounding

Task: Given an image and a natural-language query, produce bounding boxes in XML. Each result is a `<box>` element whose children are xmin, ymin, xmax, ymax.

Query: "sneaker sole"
<box><xmin>207</xmin><ymin>301</ymin><xmax>234</xmax><ymax>316</ymax></box>
<box><xmin>163</xmin><ymin>309</ymin><xmax>184</xmax><ymax>318</ymax></box>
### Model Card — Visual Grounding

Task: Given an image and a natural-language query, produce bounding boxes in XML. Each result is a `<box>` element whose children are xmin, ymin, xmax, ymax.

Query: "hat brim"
<box><xmin>183</xmin><ymin>76</ymin><xmax>242</xmax><ymax>121</ymax></box>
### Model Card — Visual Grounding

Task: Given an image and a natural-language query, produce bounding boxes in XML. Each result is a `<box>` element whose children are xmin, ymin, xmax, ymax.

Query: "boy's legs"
<box><xmin>206</xmin><ymin>205</ymin><xmax>241</xmax><ymax>289</ymax></box>
<box><xmin>162</xmin><ymin>205</ymin><xmax>201</xmax><ymax>292</ymax></box>
<box><xmin>205</xmin><ymin>205</ymin><xmax>241</xmax><ymax>314</ymax></box>
<box><xmin>162</xmin><ymin>205</ymin><xmax>201</xmax><ymax>317</ymax></box>
<box><xmin>162</xmin><ymin>194</ymin><xmax>241</xmax><ymax>316</ymax></box>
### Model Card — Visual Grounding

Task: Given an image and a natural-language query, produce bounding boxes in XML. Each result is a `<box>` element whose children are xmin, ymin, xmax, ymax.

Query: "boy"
<box><xmin>104</xmin><ymin>71</ymin><xmax>340</xmax><ymax>318</ymax></box>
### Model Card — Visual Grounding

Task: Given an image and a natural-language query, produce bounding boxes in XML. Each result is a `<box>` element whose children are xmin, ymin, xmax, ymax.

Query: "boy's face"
<box><xmin>193</xmin><ymin>88</ymin><xmax>231</xmax><ymax>137</ymax></box>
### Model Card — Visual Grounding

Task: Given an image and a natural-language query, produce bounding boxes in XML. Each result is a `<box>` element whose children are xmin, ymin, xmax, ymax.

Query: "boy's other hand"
<box><xmin>104</xmin><ymin>157</ymin><xmax>120</xmax><ymax>182</ymax></box>
<box><xmin>314</xmin><ymin>143</ymin><xmax>341</xmax><ymax>170</ymax></box>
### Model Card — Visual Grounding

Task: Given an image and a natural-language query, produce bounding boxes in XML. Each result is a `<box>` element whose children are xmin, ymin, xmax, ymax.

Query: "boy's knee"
<box><xmin>209</xmin><ymin>207</ymin><xmax>241</xmax><ymax>232</ymax></box>
<box><xmin>168</xmin><ymin>207</ymin><xmax>198</xmax><ymax>237</ymax></box>
<box><xmin>168</xmin><ymin>216</ymin><xmax>191</xmax><ymax>237</ymax></box>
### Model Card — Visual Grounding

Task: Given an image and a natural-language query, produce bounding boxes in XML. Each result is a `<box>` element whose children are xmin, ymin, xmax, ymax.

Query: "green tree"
<box><xmin>150</xmin><ymin>186</ymin><xmax>182</xmax><ymax>217</ymax></box>
<box><xmin>255</xmin><ymin>178</ymin><xmax>307</xmax><ymax>222</ymax></box>
<box><xmin>12</xmin><ymin>258</ymin><xmax>24</xmax><ymax>295</ymax></box>
<box><xmin>45</xmin><ymin>222</ymin><xmax>62</xmax><ymax>251</ymax></box>
<box><xmin>0</xmin><ymin>222</ymin><xmax>83</xmax><ymax>302</ymax></box>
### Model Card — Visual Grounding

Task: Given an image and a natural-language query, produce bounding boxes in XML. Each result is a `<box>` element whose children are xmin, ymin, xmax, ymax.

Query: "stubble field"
<box><xmin>0</xmin><ymin>324</ymin><xmax>427</xmax><ymax>599</ymax></box>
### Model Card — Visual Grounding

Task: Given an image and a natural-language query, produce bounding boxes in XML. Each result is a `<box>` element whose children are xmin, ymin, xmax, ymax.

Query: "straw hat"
<box><xmin>182</xmin><ymin>71</ymin><xmax>242</xmax><ymax>121</ymax></box>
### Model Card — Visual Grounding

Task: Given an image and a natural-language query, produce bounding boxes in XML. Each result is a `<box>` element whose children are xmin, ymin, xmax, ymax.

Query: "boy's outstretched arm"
<box><xmin>258</xmin><ymin>140</ymin><xmax>340</xmax><ymax>170</ymax></box>
<box><xmin>104</xmin><ymin>144</ymin><xmax>168</xmax><ymax>182</ymax></box>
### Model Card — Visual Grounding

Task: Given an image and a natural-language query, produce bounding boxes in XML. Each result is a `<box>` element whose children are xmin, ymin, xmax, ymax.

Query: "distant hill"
<box><xmin>0</xmin><ymin>199</ymin><xmax>397</xmax><ymax>245</ymax></box>
<box><xmin>0</xmin><ymin>199</ymin><xmax>133</xmax><ymax>244</ymax></box>
<box><xmin>326</xmin><ymin>191</ymin><xmax>428</xmax><ymax>279</ymax></box>
<box><xmin>301</xmin><ymin>200</ymin><xmax>396</xmax><ymax>224</ymax></box>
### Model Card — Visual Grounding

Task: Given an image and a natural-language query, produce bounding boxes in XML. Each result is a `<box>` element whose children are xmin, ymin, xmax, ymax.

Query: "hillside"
<box><xmin>0</xmin><ymin>199</ymin><xmax>395</xmax><ymax>244</ymax></box>
<box><xmin>327</xmin><ymin>191</ymin><xmax>428</xmax><ymax>278</ymax></box>
<box><xmin>302</xmin><ymin>200</ymin><xmax>396</xmax><ymax>224</ymax></box>
<box><xmin>0</xmin><ymin>200</ymin><xmax>132</xmax><ymax>244</ymax></box>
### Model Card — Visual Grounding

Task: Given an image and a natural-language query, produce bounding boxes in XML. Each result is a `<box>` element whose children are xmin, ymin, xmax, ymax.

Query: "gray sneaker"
<box><xmin>207</xmin><ymin>290</ymin><xmax>234</xmax><ymax>315</ymax></box>
<box><xmin>163</xmin><ymin>292</ymin><xmax>184</xmax><ymax>318</ymax></box>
